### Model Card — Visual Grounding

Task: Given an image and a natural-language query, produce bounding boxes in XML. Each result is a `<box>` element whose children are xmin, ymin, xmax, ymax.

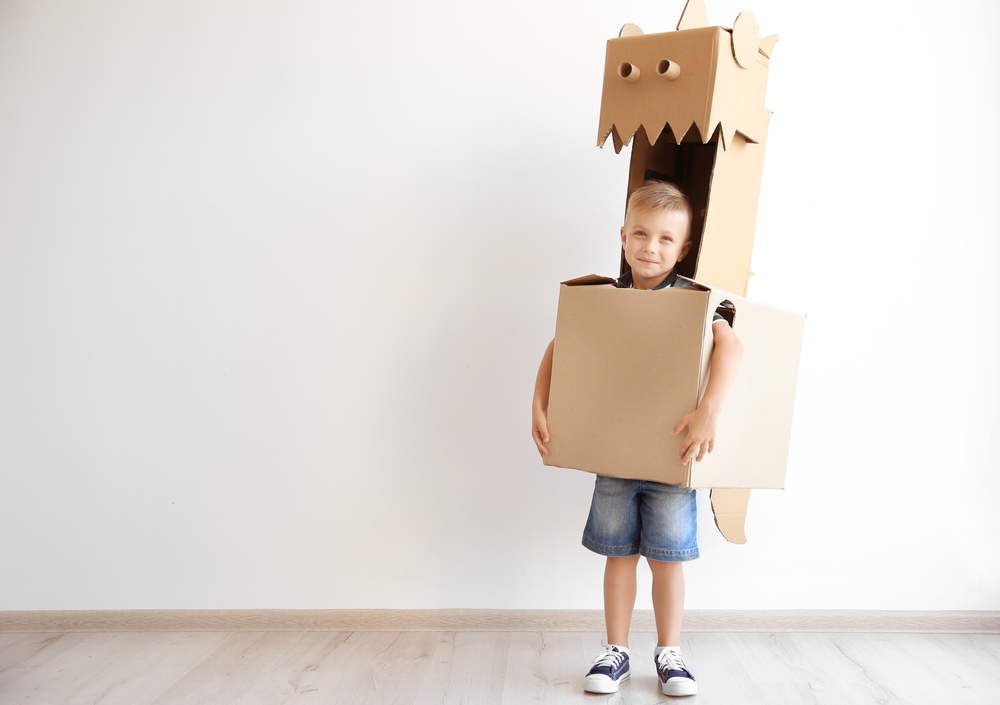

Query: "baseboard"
<box><xmin>1</xmin><ymin>609</ymin><xmax>997</xmax><ymax>634</ymax></box>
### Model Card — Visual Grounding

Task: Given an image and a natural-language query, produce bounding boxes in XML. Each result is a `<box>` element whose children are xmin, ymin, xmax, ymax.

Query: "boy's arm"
<box><xmin>531</xmin><ymin>339</ymin><xmax>555</xmax><ymax>456</ymax></box>
<box><xmin>673</xmin><ymin>321</ymin><xmax>743</xmax><ymax>465</ymax></box>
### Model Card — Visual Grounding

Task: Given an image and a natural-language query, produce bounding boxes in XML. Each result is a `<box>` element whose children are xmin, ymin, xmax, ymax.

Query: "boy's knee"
<box><xmin>607</xmin><ymin>555</ymin><xmax>641</xmax><ymax>568</ymax></box>
<box><xmin>647</xmin><ymin>557</ymin><xmax>683</xmax><ymax>574</ymax></box>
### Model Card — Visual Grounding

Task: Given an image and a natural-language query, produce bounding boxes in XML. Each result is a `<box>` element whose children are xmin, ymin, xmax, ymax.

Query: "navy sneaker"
<box><xmin>655</xmin><ymin>647</ymin><xmax>697</xmax><ymax>696</ymax></box>
<box><xmin>583</xmin><ymin>641</ymin><xmax>630</xmax><ymax>693</ymax></box>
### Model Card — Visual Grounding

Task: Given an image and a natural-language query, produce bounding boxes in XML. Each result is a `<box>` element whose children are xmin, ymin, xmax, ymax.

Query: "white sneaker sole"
<box><xmin>584</xmin><ymin>670</ymin><xmax>630</xmax><ymax>694</ymax></box>
<box><xmin>662</xmin><ymin>677</ymin><xmax>697</xmax><ymax>696</ymax></box>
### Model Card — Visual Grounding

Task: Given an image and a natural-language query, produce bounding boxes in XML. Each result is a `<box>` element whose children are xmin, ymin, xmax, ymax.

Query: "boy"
<box><xmin>531</xmin><ymin>181</ymin><xmax>743</xmax><ymax>697</ymax></box>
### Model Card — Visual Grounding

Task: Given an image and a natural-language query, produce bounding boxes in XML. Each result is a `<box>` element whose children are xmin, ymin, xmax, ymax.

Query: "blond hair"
<box><xmin>625</xmin><ymin>181</ymin><xmax>693</xmax><ymax>239</ymax></box>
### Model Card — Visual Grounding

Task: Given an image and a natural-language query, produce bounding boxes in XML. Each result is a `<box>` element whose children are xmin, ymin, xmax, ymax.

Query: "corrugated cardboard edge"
<box><xmin>710</xmin><ymin>488</ymin><xmax>751</xmax><ymax>544</ymax></box>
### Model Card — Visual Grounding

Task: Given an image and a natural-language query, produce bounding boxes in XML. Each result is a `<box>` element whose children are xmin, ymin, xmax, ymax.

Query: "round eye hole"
<box><xmin>656</xmin><ymin>59</ymin><xmax>681</xmax><ymax>80</ymax></box>
<box><xmin>618</xmin><ymin>62</ymin><xmax>640</xmax><ymax>83</ymax></box>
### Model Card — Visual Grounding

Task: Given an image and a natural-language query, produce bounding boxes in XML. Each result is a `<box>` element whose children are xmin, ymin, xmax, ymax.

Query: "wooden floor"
<box><xmin>1</xmin><ymin>630</ymin><xmax>998</xmax><ymax>704</ymax></box>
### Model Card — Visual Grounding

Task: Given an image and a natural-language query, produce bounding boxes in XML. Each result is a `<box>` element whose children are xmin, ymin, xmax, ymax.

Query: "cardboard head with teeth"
<box><xmin>598</xmin><ymin>0</ymin><xmax>778</xmax><ymax>153</ymax></box>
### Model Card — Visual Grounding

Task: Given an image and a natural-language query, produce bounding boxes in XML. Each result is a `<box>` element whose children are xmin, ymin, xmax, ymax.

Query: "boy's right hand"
<box><xmin>532</xmin><ymin>406</ymin><xmax>550</xmax><ymax>457</ymax></box>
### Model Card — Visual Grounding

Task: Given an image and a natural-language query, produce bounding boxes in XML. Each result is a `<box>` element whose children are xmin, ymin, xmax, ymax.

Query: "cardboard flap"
<box><xmin>561</xmin><ymin>274</ymin><xmax>617</xmax><ymax>287</ymax></box>
<box><xmin>675</xmin><ymin>276</ymin><xmax>710</xmax><ymax>292</ymax></box>
<box><xmin>710</xmin><ymin>488</ymin><xmax>751</xmax><ymax>544</ymax></box>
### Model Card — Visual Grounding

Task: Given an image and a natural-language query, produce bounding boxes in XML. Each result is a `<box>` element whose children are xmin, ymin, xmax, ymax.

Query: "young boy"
<box><xmin>531</xmin><ymin>181</ymin><xmax>743</xmax><ymax>697</ymax></box>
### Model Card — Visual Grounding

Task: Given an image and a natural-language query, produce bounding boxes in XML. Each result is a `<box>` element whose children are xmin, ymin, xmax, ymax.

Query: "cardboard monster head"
<box><xmin>598</xmin><ymin>0</ymin><xmax>778</xmax><ymax>152</ymax></box>
<box><xmin>599</xmin><ymin>0</ymin><xmax>778</xmax><ymax>298</ymax></box>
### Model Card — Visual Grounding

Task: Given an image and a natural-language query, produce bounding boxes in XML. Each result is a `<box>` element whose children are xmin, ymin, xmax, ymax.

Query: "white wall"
<box><xmin>1</xmin><ymin>0</ymin><xmax>997</xmax><ymax>611</ymax></box>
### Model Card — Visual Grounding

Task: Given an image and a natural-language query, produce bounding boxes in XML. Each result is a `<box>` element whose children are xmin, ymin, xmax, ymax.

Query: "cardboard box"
<box><xmin>543</xmin><ymin>275</ymin><xmax>804</xmax><ymax>491</ymax></box>
<box><xmin>542</xmin><ymin>1</ymin><xmax>803</xmax><ymax>542</ymax></box>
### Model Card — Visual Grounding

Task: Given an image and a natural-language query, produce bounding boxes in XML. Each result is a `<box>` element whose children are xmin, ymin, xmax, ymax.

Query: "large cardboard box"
<box><xmin>542</xmin><ymin>1</ymin><xmax>803</xmax><ymax>542</ymax></box>
<box><xmin>543</xmin><ymin>275</ymin><xmax>804</xmax><ymax>490</ymax></box>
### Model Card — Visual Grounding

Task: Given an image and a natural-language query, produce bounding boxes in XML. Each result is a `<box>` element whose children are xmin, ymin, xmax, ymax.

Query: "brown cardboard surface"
<box><xmin>544</xmin><ymin>280</ymin><xmax>709</xmax><ymax>485</ymax></box>
<box><xmin>694</xmin><ymin>116</ymin><xmax>769</xmax><ymax>296</ymax></box>
<box><xmin>544</xmin><ymin>277</ymin><xmax>804</xmax><ymax>491</ymax></box>
<box><xmin>597</xmin><ymin>24</ymin><xmax>772</xmax><ymax>152</ymax></box>
<box><xmin>710</xmin><ymin>489</ymin><xmax>751</xmax><ymax>543</ymax></box>
<box><xmin>687</xmin><ymin>283</ymin><xmax>805</xmax><ymax>489</ymax></box>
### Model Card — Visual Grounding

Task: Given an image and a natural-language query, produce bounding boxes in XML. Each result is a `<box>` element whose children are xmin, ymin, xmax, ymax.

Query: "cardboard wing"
<box><xmin>543</xmin><ymin>276</ymin><xmax>804</xmax><ymax>491</ymax></box>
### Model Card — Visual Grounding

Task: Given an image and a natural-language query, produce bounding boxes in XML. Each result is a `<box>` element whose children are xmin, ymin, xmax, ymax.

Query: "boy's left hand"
<box><xmin>673</xmin><ymin>407</ymin><xmax>718</xmax><ymax>465</ymax></box>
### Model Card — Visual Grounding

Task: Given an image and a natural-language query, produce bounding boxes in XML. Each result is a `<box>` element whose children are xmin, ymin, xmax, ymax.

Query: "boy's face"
<box><xmin>620</xmin><ymin>207</ymin><xmax>692</xmax><ymax>290</ymax></box>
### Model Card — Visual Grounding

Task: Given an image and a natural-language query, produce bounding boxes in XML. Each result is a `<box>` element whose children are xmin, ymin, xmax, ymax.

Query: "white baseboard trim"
<box><xmin>1</xmin><ymin>609</ymin><xmax>997</xmax><ymax>634</ymax></box>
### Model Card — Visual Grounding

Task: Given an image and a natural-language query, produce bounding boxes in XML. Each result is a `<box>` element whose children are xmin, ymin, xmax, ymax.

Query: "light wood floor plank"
<box><xmin>501</xmin><ymin>632</ymin><xmax>587</xmax><ymax>704</ymax></box>
<box><xmin>412</xmin><ymin>632</ymin><xmax>510</xmax><ymax>705</ymax></box>
<box><xmin>147</xmin><ymin>631</ymin><xmax>306</xmax><ymax>705</ymax></box>
<box><xmin>0</xmin><ymin>632</ymin><xmax>89</xmax><ymax>691</ymax></box>
<box><xmin>229</xmin><ymin>631</ymin><xmax>437</xmax><ymax>705</ymax></box>
<box><xmin>681</xmin><ymin>631</ymin><xmax>769</xmax><ymax>705</ymax></box>
<box><xmin>30</xmin><ymin>632</ymin><xmax>231</xmax><ymax>705</ymax></box>
<box><xmin>0</xmin><ymin>632</ymin><xmax>171</xmax><ymax>704</ymax></box>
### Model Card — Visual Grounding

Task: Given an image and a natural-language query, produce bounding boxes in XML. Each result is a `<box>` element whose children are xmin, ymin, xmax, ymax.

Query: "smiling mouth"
<box><xmin>637</xmin><ymin>258</ymin><xmax>659</xmax><ymax>265</ymax></box>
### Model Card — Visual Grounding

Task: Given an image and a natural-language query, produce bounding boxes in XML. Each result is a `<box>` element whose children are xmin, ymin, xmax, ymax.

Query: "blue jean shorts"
<box><xmin>582</xmin><ymin>475</ymin><xmax>699</xmax><ymax>562</ymax></box>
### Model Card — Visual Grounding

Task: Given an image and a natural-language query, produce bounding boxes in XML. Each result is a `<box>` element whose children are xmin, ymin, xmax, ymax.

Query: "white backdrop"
<box><xmin>1</xmin><ymin>0</ymin><xmax>998</xmax><ymax>611</ymax></box>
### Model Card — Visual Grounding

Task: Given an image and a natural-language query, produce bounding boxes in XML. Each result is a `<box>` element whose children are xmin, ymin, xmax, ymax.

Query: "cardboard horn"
<box><xmin>731</xmin><ymin>12</ymin><xmax>760</xmax><ymax>68</ymax></box>
<box><xmin>710</xmin><ymin>488</ymin><xmax>752</xmax><ymax>544</ymax></box>
<box><xmin>759</xmin><ymin>33</ymin><xmax>779</xmax><ymax>58</ymax></box>
<box><xmin>619</xmin><ymin>23</ymin><xmax>644</xmax><ymax>37</ymax></box>
<box><xmin>677</xmin><ymin>0</ymin><xmax>709</xmax><ymax>31</ymax></box>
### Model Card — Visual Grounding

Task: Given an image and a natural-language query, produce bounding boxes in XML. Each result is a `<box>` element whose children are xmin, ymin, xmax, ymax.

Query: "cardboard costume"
<box><xmin>543</xmin><ymin>0</ymin><xmax>805</xmax><ymax>544</ymax></box>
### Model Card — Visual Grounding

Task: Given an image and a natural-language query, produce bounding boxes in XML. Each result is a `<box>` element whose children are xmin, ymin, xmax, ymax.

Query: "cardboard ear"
<box><xmin>731</xmin><ymin>12</ymin><xmax>760</xmax><ymax>68</ymax></box>
<box><xmin>759</xmin><ymin>33</ymin><xmax>779</xmax><ymax>58</ymax></box>
<box><xmin>619</xmin><ymin>23</ymin><xmax>644</xmax><ymax>37</ymax></box>
<box><xmin>677</xmin><ymin>0</ymin><xmax>709</xmax><ymax>31</ymax></box>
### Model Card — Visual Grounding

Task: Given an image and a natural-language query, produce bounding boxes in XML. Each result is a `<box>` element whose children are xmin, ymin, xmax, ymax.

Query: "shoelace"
<box><xmin>656</xmin><ymin>648</ymin><xmax>687</xmax><ymax>673</ymax></box>
<box><xmin>592</xmin><ymin>642</ymin><xmax>627</xmax><ymax>669</ymax></box>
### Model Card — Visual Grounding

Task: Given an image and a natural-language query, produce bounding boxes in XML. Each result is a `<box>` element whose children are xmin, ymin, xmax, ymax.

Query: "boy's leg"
<box><xmin>604</xmin><ymin>554</ymin><xmax>641</xmax><ymax>647</ymax></box>
<box><xmin>648</xmin><ymin>557</ymin><xmax>697</xmax><ymax>696</ymax></box>
<box><xmin>647</xmin><ymin>558</ymin><xmax>685</xmax><ymax>646</ymax></box>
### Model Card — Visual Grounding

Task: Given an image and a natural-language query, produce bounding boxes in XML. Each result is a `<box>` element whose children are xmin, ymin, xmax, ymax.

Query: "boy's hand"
<box><xmin>673</xmin><ymin>406</ymin><xmax>717</xmax><ymax>465</ymax></box>
<box><xmin>532</xmin><ymin>406</ymin><xmax>550</xmax><ymax>457</ymax></box>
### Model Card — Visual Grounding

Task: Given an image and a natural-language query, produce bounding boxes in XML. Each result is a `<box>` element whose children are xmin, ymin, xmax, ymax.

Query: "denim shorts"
<box><xmin>582</xmin><ymin>475</ymin><xmax>699</xmax><ymax>562</ymax></box>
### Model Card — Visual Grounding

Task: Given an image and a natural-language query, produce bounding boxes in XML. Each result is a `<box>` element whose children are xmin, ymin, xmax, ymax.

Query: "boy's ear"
<box><xmin>620</xmin><ymin>226</ymin><xmax>627</xmax><ymax>249</ymax></box>
<box><xmin>679</xmin><ymin>239</ymin><xmax>692</xmax><ymax>261</ymax></box>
